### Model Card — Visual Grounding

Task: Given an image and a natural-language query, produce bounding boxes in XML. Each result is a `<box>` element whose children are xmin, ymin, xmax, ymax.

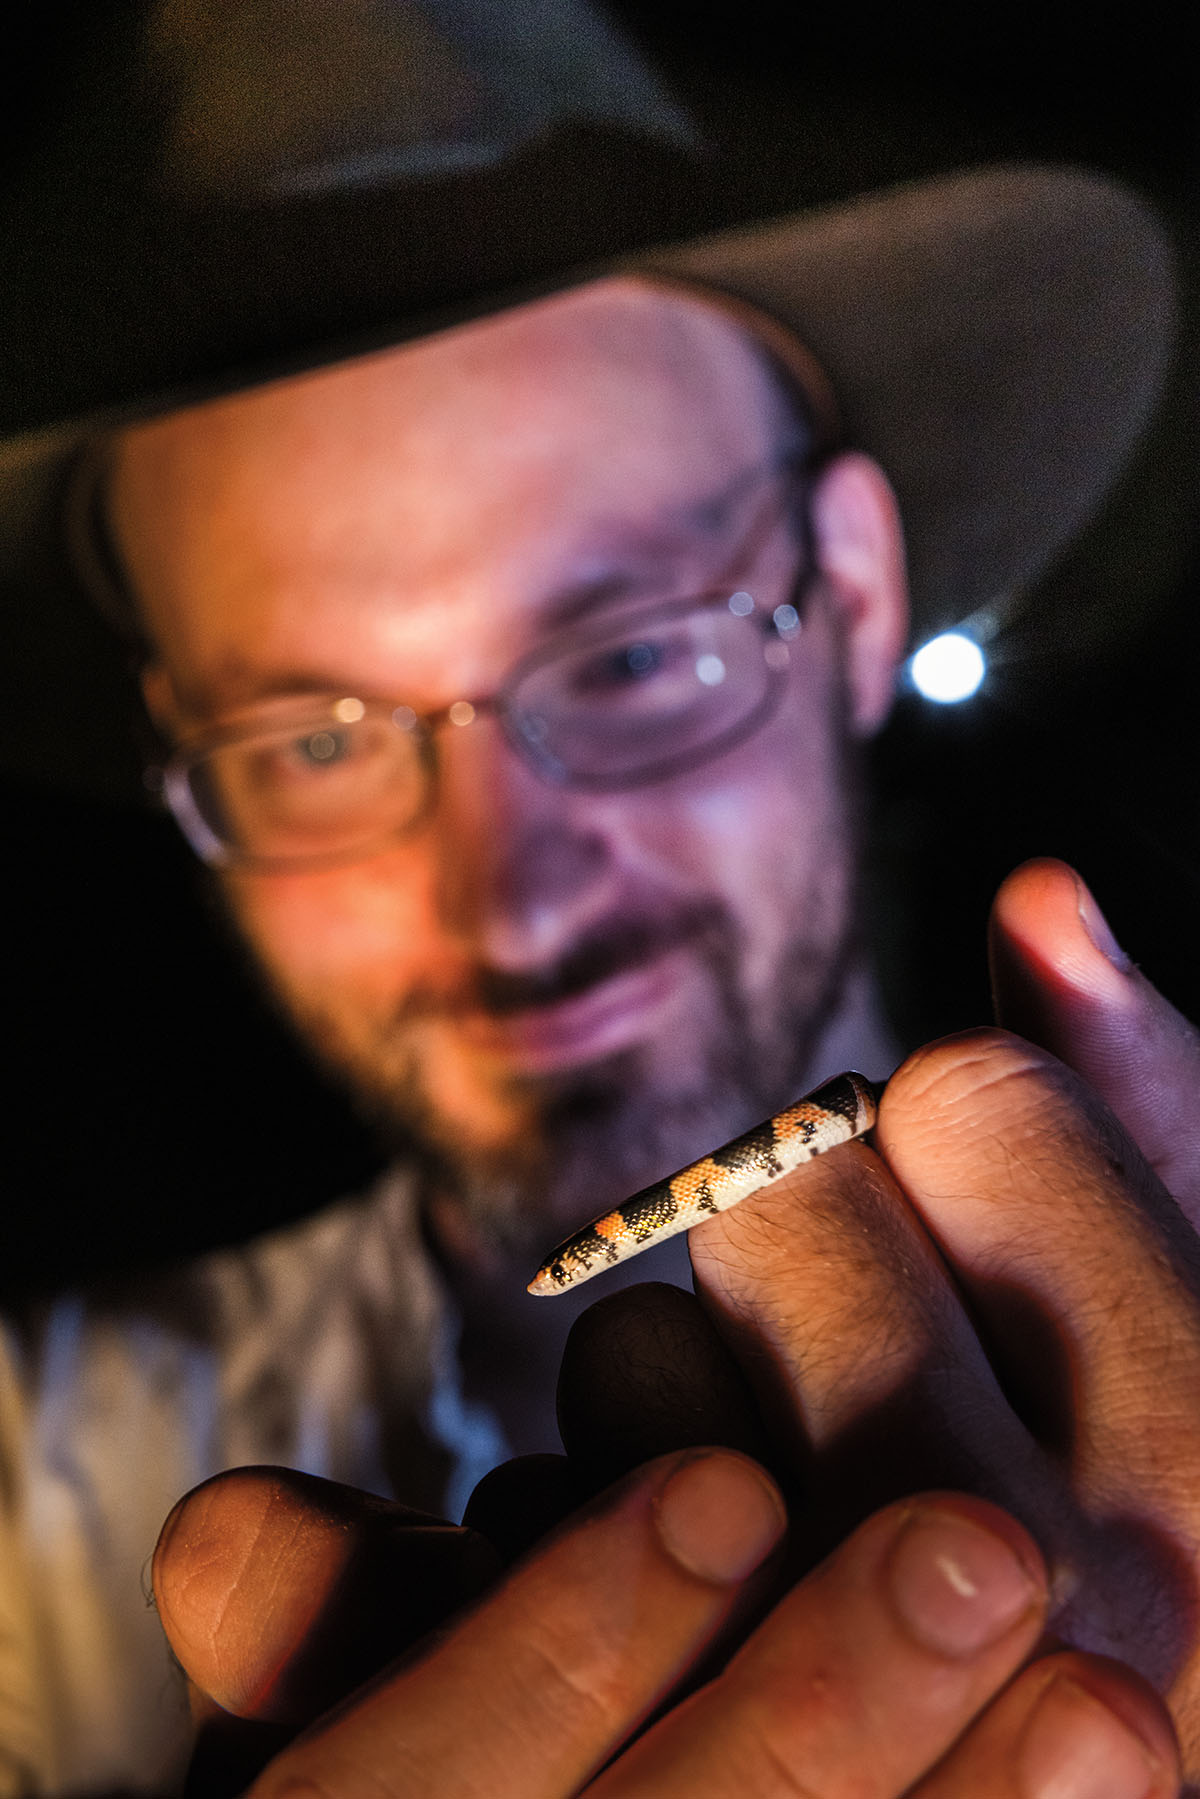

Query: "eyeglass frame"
<box><xmin>159</xmin><ymin>453</ymin><xmax>821</xmax><ymax>869</ymax></box>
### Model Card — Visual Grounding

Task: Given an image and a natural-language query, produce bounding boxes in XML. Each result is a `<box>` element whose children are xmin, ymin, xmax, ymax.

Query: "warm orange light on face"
<box><xmin>113</xmin><ymin>279</ymin><xmax>904</xmax><ymax>1231</ymax></box>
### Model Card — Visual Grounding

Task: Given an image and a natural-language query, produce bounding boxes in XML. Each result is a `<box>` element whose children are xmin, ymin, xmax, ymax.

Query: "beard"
<box><xmin>218</xmin><ymin>674</ymin><xmax>869</xmax><ymax>1266</ymax></box>
<box><xmin>258</xmin><ymin>847</ymin><xmax>862</xmax><ymax>1264</ymax></box>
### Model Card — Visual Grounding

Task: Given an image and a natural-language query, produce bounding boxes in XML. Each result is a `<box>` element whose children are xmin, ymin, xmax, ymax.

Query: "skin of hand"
<box><xmin>556</xmin><ymin>858</ymin><xmax>1200</xmax><ymax>1772</ymax></box>
<box><xmin>151</xmin><ymin>854</ymin><xmax>1196</xmax><ymax>1794</ymax></box>
<box><xmin>152</xmin><ymin>1451</ymin><xmax>1180</xmax><ymax>1799</ymax></box>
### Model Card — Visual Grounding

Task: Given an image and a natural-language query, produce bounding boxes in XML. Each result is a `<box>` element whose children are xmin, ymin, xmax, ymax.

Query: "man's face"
<box><xmin>111</xmin><ymin>280</ymin><xmax>904</xmax><ymax>1253</ymax></box>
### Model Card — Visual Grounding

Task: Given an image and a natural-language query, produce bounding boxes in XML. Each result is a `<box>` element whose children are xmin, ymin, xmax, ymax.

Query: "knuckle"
<box><xmin>880</xmin><ymin>1028</ymin><xmax>1108</xmax><ymax>1184</ymax></box>
<box><xmin>887</xmin><ymin>1027</ymin><xmax>1062</xmax><ymax>1127</ymax></box>
<box><xmin>733</xmin><ymin>1665</ymin><xmax>866</xmax><ymax>1799</ymax></box>
<box><xmin>515</xmin><ymin>1606</ymin><xmax>644</xmax><ymax>1728</ymax></box>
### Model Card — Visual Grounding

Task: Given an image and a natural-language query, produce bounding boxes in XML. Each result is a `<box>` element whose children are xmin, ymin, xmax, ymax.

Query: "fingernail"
<box><xmin>1018</xmin><ymin>1677</ymin><xmax>1160</xmax><ymax>1799</ymax></box>
<box><xmin>1075</xmin><ymin>875</ymin><xmax>1131</xmax><ymax>972</ymax></box>
<box><xmin>653</xmin><ymin>1451</ymin><xmax>787</xmax><ymax>1584</ymax></box>
<box><xmin>888</xmin><ymin>1507</ymin><xmax>1042</xmax><ymax>1657</ymax></box>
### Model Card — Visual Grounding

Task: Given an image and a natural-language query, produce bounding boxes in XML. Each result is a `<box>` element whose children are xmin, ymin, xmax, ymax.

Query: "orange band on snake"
<box><xmin>528</xmin><ymin>1070</ymin><xmax>878</xmax><ymax>1296</ymax></box>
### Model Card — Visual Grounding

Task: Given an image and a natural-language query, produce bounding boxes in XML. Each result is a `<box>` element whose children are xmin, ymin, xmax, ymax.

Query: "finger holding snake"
<box><xmin>155</xmin><ymin>857</ymin><xmax>1200</xmax><ymax>1795</ymax></box>
<box><xmin>552</xmin><ymin>860</ymin><xmax>1200</xmax><ymax>1777</ymax></box>
<box><xmin>682</xmin><ymin>869</ymin><xmax>1200</xmax><ymax>1771</ymax></box>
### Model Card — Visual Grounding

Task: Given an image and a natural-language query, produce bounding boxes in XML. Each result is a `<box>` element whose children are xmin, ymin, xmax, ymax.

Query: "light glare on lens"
<box><xmin>695</xmin><ymin>653</ymin><xmax>726</xmax><ymax>686</ymax></box>
<box><xmin>909</xmin><ymin>632</ymin><xmax>986</xmax><ymax>704</ymax></box>
<box><xmin>333</xmin><ymin>697</ymin><xmax>366</xmax><ymax>722</ymax></box>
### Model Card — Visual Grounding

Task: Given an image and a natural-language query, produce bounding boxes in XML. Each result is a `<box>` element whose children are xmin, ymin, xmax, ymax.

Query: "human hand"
<box><xmin>558</xmin><ymin>859</ymin><xmax>1200</xmax><ymax>1773</ymax></box>
<box><xmin>153</xmin><ymin>1453</ymin><xmax>1178</xmax><ymax>1798</ymax></box>
<box><xmin>147</xmin><ymin>1467</ymin><xmax>506</xmax><ymax>1785</ymax></box>
<box><xmin>984</xmin><ymin>856</ymin><xmax>1200</xmax><ymax>1211</ymax></box>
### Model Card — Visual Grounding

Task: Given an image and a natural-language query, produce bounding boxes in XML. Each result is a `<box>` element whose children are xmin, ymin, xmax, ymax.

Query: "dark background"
<box><xmin>2</xmin><ymin>1</ymin><xmax>1197</xmax><ymax>1292</ymax></box>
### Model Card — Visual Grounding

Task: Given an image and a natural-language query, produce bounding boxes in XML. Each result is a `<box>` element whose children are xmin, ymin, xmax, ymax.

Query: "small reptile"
<box><xmin>528</xmin><ymin>1070</ymin><xmax>879</xmax><ymax>1295</ymax></box>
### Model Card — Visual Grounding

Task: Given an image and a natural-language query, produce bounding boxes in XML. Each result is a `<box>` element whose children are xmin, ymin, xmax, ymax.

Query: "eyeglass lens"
<box><xmin>177</xmin><ymin>592</ymin><xmax>791</xmax><ymax>864</ymax></box>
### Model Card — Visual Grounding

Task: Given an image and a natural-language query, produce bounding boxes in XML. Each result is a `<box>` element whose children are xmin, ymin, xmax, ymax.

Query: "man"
<box><xmin>0</xmin><ymin>6</ymin><xmax>1184</xmax><ymax>1792</ymax></box>
<box><xmin>151</xmin><ymin>861</ymin><xmax>1200</xmax><ymax>1799</ymax></box>
<box><xmin>100</xmin><ymin>272</ymin><xmax>905</xmax><ymax>1439</ymax></box>
<box><xmin>1</xmin><ymin>198</ymin><xmax>1177</xmax><ymax>1793</ymax></box>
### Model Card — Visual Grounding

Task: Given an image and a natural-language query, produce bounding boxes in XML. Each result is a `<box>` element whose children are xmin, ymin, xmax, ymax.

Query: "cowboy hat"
<box><xmin>0</xmin><ymin>0</ymin><xmax>1176</xmax><ymax>799</ymax></box>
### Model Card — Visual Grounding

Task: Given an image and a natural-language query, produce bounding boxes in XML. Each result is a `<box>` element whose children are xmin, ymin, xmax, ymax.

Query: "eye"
<box><xmin>244</xmin><ymin>726</ymin><xmax>365</xmax><ymax>790</ymax></box>
<box><xmin>569</xmin><ymin>635</ymin><xmax>679</xmax><ymax>696</ymax></box>
<box><xmin>293</xmin><ymin>728</ymin><xmax>353</xmax><ymax>766</ymax></box>
<box><xmin>621</xmin><ymin>641</ymin><xmax>663</xmax><ymax>677</ymax></box>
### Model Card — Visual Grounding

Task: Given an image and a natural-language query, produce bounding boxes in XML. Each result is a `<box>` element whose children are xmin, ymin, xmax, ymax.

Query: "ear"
<box><xmin>809</xmin><ymin>452</ymin><xmax>909</xmax><ymax>737</ymax></box>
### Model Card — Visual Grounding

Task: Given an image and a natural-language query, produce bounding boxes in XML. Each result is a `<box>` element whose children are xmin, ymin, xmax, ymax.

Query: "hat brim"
<box><xmin>637</xmin><ymin>164</ymin><xmax>1176</xmax><ymax>635</ymax></box>
<box><xmin>0</xmin><ymin>161</ymin><xmax>1176</xmax><ymax>800</ymax></box>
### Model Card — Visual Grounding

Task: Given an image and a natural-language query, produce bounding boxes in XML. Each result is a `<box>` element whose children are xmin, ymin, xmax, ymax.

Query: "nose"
<box><xmin>429</xmin><ymin>708</ymin><xmax>617</xmax><ymax>970</ymax></box>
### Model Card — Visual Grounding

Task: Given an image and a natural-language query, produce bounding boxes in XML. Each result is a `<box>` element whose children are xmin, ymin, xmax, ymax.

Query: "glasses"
<box><xmin>162</xmin><ymin>474</ymin><xmax>814</xmax><ymax>870</ymax></box>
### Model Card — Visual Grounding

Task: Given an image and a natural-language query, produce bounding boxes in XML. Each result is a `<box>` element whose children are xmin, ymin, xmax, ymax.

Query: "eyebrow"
<box><xmin>533</xmin><ymin>457</ymin><xmax>786</xmax><ymax>633</ymax></box>
<box><xmin>189</xmin><ymin>456</ymin><xmax>793</xmax><ymax>716</ymax></box>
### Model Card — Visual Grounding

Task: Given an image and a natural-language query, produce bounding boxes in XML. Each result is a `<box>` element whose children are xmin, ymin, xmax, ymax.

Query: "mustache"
<box><xmin>400</xmin><ymin>902</ymin><xmax>730</xmax><ymax>1021</ymax></box>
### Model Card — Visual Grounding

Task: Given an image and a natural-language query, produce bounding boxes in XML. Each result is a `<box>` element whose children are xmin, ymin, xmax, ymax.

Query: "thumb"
<box><xmin>153</xmin><ymin>1466</ymin><xmax>500</xmax><ymax>1727</ymax></box>
<box><xmin>988</xmin><ymin>857</ymin><xmax>1200</xmax><ymax>1221</ymax></box>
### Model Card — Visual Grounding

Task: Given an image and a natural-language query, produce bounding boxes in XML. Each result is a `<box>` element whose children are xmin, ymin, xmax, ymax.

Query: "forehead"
<box><xmin>110</xmin><ymin>278</ymin><xmax>792</xmax><ymax>689</ymax></box>
<box><xmin>114</xmin><ymin>276</ymin><xmax>787</xmax><ymax>520</ymax></box>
